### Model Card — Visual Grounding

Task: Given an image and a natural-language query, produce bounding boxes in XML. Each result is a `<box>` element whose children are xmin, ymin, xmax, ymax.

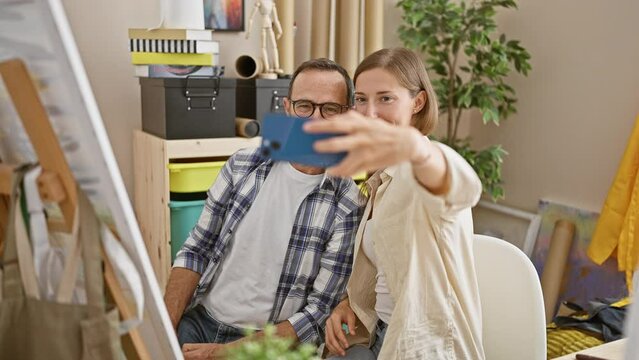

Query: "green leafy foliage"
<box><xmin>398</xmin><ymin>0</ymin><xmax>531</xmax><ymax>200</ymax></box>
<box><xmin>447</xmin><ymin>138</ymin><xmax>507</xmax><ymax>200</ymax></box>
<box><xmin>226</xmin><ymin>325</ymin><xmax>320</xmax><ymax>360</ymax></box>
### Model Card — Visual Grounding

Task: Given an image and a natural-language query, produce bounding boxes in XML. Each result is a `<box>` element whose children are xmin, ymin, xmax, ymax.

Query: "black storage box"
<box><xmin>140</xmin><ymin>77</ymin><xmax>236</xmax><ymax>140</ymax></box>
<box><xmin>236</xmin><ymin>78</ymin><xmax>290</xmax><ymax>125</ymax></box>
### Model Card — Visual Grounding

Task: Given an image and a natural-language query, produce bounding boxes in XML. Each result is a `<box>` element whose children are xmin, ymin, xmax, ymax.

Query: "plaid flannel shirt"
<box><xmin>173</xmin><ymin>148</ymin><xmax>365</xmax><ymax>343</ymax></box>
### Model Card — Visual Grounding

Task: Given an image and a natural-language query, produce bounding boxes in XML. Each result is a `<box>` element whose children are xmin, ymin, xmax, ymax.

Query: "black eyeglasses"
<box><xmin>290</xmin><ymin>99</ymin><xmax>350</xmax><ymax>119</ymax></box>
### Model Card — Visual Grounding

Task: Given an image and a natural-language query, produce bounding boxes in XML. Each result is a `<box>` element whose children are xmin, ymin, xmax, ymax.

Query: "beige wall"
<box><xmin>61</xmin><ymin>0</ymin><xmax>262</xmax><ymax>196</ymax></box>
<box><xmin>61</xmin><ymin>0</ymin><xmax>157</xmax><ymax>197</ymax></box>
<box><xmin>384</xmin><ymin>0</ymin><xmax>639</xmax><ymax>213</ymax></box>
<box><xmin>63</xmin><ymin>0</ymin><xmax>639</xmax><ymax>214</ymax></box>
<box><xmin>470</xmin><ymin>0</ymin><xmax>639</xmax><ymax>213</ymax></box>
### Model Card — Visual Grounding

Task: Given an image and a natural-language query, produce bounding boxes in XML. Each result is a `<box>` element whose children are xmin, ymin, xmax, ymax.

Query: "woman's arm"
<box><xmin>305</xmin><ymin>111</ymin><xmax>481</xmax><ymax>211</ymax></box>
<box><xmin>406</xmin><ymin>128</ymin><xmax>449</xmax><ymax>194</ymax></box>
<box><xmin>304</xmin><ymin>111</ymin><xmax>449</xmax><ymax>194</ymax></box>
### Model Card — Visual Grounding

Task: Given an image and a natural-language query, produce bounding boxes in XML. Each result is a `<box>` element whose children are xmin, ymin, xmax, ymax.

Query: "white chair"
<box><xmin>473</xmin><ymin>234</ymin><xmax>547</xmax><ymax>360</ymax></box>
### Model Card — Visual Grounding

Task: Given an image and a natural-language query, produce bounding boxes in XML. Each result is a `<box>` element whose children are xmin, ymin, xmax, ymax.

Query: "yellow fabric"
<box><xmin>611</xmin><ymin>296</ymin><xmax>631</xmax><ymax>308</ymax></box>
<box><xmin>546</xmin><ymin>298</ymin><xmax>630</xmax><ymax>359</ymax></box>
<box><xmin>546</xmin><ymin>323</ymin><xmax>603</xmax><ymax>359</ymax></box>
<box><xmin>588</xmin><ymin>115</ymin><xmax>639</xmax><ymax>292</ymax></box>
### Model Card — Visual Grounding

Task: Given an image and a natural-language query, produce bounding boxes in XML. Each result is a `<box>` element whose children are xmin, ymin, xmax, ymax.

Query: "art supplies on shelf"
<box><xmin>129</xmin><ymin>38</ymin><xmax>219</xmax><ymax>54</ymax></box>
<box><xmin>131</xmin><ymin>52</ymin><xmax>221</xmax><ymax>66</ymax></box>
<box><xmin>128</xmin><ymin>28</ymin><xmax>213</xmax><ymax>41</ymax></box>
<box><xmin>133</xmin><ymin>64</ymin><xmax>224</xmax><ymax>78</ymax></box>
<box><xmin>127</xmin><ymin>27</ymin><xmax>222</xmax><ymax>77</ymax></box>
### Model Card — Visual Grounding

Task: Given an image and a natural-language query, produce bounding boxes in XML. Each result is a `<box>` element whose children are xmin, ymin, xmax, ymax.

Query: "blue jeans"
<box><xmin>327</xmin><ymin>321</ymin><xmax>388</xmax><ymax>360</ymax></box>
<box><xmin>177</xmin><ymin>305</ymin><xmax>246</xmax><ymax>346</ymax></box>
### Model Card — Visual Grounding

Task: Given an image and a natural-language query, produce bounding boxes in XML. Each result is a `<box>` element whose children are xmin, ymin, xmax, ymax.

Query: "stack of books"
<box><xmin>128</xmin><ymin>28</ymin><xmax>224</xmax><ymax>78</ymax></box>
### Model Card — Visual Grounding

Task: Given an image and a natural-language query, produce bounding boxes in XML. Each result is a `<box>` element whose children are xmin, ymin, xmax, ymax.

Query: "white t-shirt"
<box><xmin>361</xmin><ymin>219</ymin><xmax>395</xmax><ymax>324</ymax></box>
<box><xmin>202</xmin><ymin>162</ymin><xmax>323</xmax><ymax>328</ymax></box>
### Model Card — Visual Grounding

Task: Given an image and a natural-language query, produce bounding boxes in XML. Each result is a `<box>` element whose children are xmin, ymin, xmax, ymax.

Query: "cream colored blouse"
<box><xmin>346</xmin><ymin>142</ymin><xmax>486</xmax><ymax>359</ymax></box>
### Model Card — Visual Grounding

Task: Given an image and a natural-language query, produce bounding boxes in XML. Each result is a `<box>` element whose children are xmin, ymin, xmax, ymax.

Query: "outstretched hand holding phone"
<box><xmin>260</xmin><ymin>113</ymin><xmax>346</xmax><ymax>168</ymax></box>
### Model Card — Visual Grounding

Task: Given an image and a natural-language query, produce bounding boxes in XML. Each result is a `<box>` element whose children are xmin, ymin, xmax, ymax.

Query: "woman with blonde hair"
<box><xmin>305</xmin><ymin>47</ymin><xmax>485</xmax><ymax>359</ymax></box>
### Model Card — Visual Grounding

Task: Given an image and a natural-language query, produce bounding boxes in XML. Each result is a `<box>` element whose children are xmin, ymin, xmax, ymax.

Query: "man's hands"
<box><xmin>324</xmin><ymin>298</ymin><xmax>358</xmax><ymax>357</ymax></box>
<box><xmin>181</xmin><ymin>321</ymin><xmax>298</xmax><ymax>359</ymax></box>
<box><xmin>182</xmin><ymin>343</ymin><xmax>226</xmax><ymax>360</ymax></box>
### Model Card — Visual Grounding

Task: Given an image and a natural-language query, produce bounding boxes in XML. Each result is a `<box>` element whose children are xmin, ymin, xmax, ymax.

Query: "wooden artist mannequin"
<box><xmin>246</xmin><ymin>0</ymin><xmax>283</xmax><ymax>78</ymax></box>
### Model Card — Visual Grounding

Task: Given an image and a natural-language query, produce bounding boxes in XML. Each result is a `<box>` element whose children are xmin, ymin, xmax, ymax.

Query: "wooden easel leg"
<box><xmin>0</xmin><ymin>58</ymin><xmax>150</xmax><ymax>359</ymax></box>
<box><xmin>0</xmin><ymin>160</ymin><xmax>10</xmax><ymax>257</ymax></box>
<box><xmin>102</xmin><ymin>246</ymin><xmax>150</xmax><ymax>360</ymax></box>
<box><xmin>0</xmin><ymin>192</ymin><xmax>8</xmax><ymax>257</ymax></box>
<box><xmin>0</xmin><ymin>58</ymin><xmax>76</xmax><ymax>234</ymax></box>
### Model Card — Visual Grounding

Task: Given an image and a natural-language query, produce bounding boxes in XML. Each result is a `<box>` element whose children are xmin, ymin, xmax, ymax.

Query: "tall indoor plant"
<box><xmin>398</xmin><ymin>0</ymin><xmax>531</xmax><ymax>200</ymax></box>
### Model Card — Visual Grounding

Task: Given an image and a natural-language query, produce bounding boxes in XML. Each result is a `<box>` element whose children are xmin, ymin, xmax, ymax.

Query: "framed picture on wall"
<box><xmin>204</xmin><ymin>0</ymin><xmax>244</xmax><ymax>31</ymax></box>
<box><xmin>472</xmin><ymin>200</ymin><xmax>542</xmax><ymax>257</ymax></box>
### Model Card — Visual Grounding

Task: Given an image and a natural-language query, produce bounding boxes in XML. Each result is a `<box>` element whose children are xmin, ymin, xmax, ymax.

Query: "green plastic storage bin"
<box><xmin>169</xmin><ymin>199</ymin><xmax>206</xmax><ymax>261</ymax></box>
<box><xmin>168</xmin><ymin>161</ymin><xmax>225</xmax><ymax>193</ymax></box>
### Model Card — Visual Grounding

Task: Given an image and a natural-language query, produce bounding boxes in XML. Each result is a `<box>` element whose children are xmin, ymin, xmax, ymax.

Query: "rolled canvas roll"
<box><xmin>336</xmin><ymin>0</ymin><xmax>359</xmax><ymax>76</ymax></box>
<box><xmin>161</xmin><ymin>0</ymin><xmax>205</xmax><ymax>30</ymax></box>
<box><xmin>235</xmin><ymin>117</ymin><xmax>261</xmax><ymax>138</ymax></box>
<box><xmin>275</xmin><ymin>0</ymin><xmax>294</xmax><ymax>75</ymax></box>
<box><xmin>235</xmin><ymin>55</ymin><xmax>262</xmax><ymax>79</ymax></box>
<box><xmin>311</xmin><ymin>0</ymin><xmax>331</xmax><ymax>59</ymax></box>
<box><xmin>541</xmin><ymin>219</ymin><xmax>576</xmax><ymax>323</ymax></box>
<box><xmin>294</xmin><ymin>0</ymin><xmax>312</xmax><ymax>68</ymax></box>
<box><xmin>364</xmin><ymin>0</ymin><xmax>384</xmax><ymax>56</ymax></box>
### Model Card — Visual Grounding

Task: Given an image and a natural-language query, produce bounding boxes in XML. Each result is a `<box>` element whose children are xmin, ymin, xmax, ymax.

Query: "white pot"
<box><xmin>161</xmin><ymin>0</ymin><xmax>204</xmax><ymax>30</ymax></box>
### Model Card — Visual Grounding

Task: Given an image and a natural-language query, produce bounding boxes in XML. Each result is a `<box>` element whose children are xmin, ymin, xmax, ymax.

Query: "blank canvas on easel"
<box><xmin>0</xmin><ymin>0</ymin><xmax>180</xmax><ymax>358</ymax></box>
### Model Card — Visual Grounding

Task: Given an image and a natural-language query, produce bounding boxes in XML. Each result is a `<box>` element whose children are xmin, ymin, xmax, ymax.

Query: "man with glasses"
<box><xmin>165</xmin><ymin>58</ymin><xmax>365</xmax><ymax>359</ymax></box>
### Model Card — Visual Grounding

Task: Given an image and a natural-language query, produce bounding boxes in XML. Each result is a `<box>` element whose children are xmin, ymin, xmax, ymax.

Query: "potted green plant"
<box><xmin>226</xmin><ymin>325</ymin><xmax>320</xmax><ymax>360</ymax></box>
<box><xmin>397</xmin><ymin>0</ymin><xmax>531</xmax><ymax>200</ymax></box>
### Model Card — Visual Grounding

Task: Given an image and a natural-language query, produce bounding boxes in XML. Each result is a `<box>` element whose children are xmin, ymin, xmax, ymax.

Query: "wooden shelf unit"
<box><xmin>133</xmin><ymin>130</ymin><xmax>261</xmax><ymax>290</ymax></box>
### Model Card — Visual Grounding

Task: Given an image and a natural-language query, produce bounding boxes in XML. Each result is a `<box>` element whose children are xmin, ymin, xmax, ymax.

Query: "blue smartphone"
<box><xmin>260</xmin><ymin>113</ymin><xmax>346</xmax><ymax>167</ymax></box>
